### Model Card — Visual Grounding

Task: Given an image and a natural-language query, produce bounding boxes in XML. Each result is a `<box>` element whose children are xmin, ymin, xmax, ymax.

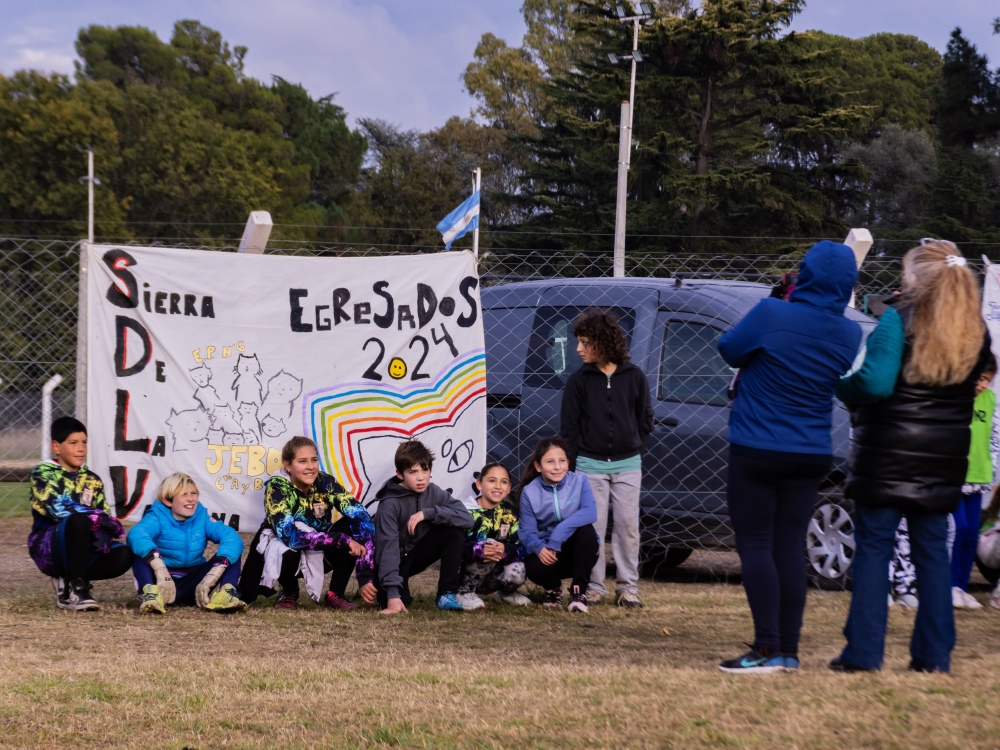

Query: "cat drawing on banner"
<box><xmin>207</xmin><ymin>405</ymin><xmax>244</xmax><ymax>445</ymax></box>
<box><xmin>190</xmin><ymin>363</ymin><xmax>226</xmax><ymax>412</ymax></box>
<box><xmin>232</xmin><ymin>354</ymin><xmax>264</xmax><ymax>405</ymax></box>
<box><xmin>257</xmin><ymin>371</ymin><xmax>303</xmax><ymax>438</ymax></box>
<box><xmin>166</xmin><ymin>408</ymin><xmax>210</xmax><ymax>451</ymax></box>
<box><xmin>238</xmin><ymin>402</ymin><xmax>260</xmax><ymax>444</ymax></box>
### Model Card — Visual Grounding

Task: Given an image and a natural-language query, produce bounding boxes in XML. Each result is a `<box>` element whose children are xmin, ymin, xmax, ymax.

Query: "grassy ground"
<box><xmin>2</xmin><ymin>517</ymin><xmax>1000</xmax><ymax>749</ymax></box>
<box><xmin>0</xmin><ymin>482</ymin><xmax>29</xmax><ymax>519</ymax></box>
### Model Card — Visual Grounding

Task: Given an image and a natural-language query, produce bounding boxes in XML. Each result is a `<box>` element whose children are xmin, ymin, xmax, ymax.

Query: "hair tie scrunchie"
<box><xmin>945</xmin><ymin>255</ymin><xmax>967</xmax><ymax>267</ymax></box>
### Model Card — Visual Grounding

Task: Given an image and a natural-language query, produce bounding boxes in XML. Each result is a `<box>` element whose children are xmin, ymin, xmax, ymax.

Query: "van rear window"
<box><xmin>524</xmin><ymin>306</ymin><xmax>635</xmax><ymax>388</ymax></box>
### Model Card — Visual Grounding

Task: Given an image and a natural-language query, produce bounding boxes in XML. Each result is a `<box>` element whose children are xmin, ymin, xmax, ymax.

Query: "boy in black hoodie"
<box><xmin>373</xmin><ymin>440</ymin><xmax>474</xmax><ymax>614</ymax></box>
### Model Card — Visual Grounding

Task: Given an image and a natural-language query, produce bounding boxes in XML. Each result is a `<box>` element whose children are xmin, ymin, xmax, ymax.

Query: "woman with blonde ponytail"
<box><xmin>832</xmin><ymin>240</ymin><xmax>991</xmax><ymax>674</ymax></box>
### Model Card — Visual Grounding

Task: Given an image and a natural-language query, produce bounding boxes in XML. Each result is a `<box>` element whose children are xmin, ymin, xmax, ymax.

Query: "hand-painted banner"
<box><xmin>86</xmin><ymin>244</ymin><xmax>486</xmax><ymax>530</ymax></box>
<box><xmin>981</xmin><ymin>261</ymin><xmax>1000</xmax><ymax>481</ymax></box>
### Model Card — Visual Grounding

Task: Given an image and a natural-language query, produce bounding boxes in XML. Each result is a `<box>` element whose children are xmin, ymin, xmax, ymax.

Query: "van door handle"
<box><xmin>654</xmin><ymin>417</ymin><xmax>678</xmax><ymax>427</ymax></box>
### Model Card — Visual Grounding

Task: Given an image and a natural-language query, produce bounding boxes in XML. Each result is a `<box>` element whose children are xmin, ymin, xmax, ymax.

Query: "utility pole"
<box><xmin>77</xmin><ymin>146</ymin><xmax>100</xmax><ymax>244</ymax></box>
<box><xmin>608</xmin><ymin>2</ymin><xmax>653</xmax><ymax>278</ymax></box>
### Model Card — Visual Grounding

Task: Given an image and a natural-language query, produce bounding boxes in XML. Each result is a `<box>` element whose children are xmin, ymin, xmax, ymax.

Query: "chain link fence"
<box><xmin>1</xmin><ymin>236</ymin><xmax>923</xmax><ymax>587</ymax></box>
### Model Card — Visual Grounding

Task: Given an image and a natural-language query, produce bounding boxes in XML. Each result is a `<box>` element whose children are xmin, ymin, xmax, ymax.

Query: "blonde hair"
<box><xmin>156</xmin><ymin>472</ymin><xmax>198</xmax><ymax>503</ymax></box>
<box><xmin>899</xmin><ymin>240</ymin><xmax>984</xmax><ymax>386</ymax></box>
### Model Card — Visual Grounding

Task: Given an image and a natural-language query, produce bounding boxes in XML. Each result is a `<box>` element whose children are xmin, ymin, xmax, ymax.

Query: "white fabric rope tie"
<box><xmin>946</xmin><ymin>255</ymin><xmax>968</xmax><ymax>267</ymax></box>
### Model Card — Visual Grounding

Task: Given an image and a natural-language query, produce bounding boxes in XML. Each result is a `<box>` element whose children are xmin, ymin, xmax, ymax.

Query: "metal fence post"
<box><xmin>41</xmin><ymin>374</ymin><xmax>63</xmax><ymax>460</ymax></box>
<box><xmin>75</xmin><ymin>241</ymin><xmax>89</xmax><ymax>423</ymax></box>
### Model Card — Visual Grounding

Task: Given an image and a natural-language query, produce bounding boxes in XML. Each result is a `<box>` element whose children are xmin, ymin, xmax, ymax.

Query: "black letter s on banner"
<box><xmin>102</xmin><ymin>250</ymin><xmax>139</xmax><ymax>309</ymax></box>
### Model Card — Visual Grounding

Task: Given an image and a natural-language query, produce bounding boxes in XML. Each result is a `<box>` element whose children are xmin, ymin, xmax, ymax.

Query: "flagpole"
<box><xmin>472</xmin><ymin>167</ymin><xmax>481</xmax><ymax>259</ymax></box>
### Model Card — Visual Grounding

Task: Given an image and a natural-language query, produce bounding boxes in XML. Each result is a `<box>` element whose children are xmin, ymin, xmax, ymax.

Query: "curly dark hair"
<box><xmin>572</xmin><ymin>309</ymin><xmax>630</xmax><ymax>365</ymax></box>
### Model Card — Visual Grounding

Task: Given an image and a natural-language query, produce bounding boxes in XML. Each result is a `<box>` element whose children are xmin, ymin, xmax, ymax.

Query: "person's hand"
<box><xmin>380</xmin><ymin>597</ymin><xmax>408</xmax><ymax>615</ymax></box>
<box><xmin>195</xmin><ymin>564</ymin><xmax>226</xmax><ymax>608</ymax></box>
<box><xmin>482</xmin><ymin>541</ymin><xmax>506</xmax><ymax>563</ymax></box>
<box><xmin>359</xmin><ymin>582</ymin><xmax>377</xmax><ymax>604</ymax></box>
<box><xmin>148</xmin><ymin>554</ymin><xmax>176</xmax><ymax>603</ymax></box>
<box><xmin>347</xmin><ymin>539</ymin><xmax>366</xmax><ymax>557</ymax></box>
<box><xmin>538</xmin><ymin>547</ymin><xmax>558</xmax><ymax>566</ymax></box>
<box><xmin>406</xmin><ymin>511</ymin><xmax>425</xmax><ymax>536</ymax></box>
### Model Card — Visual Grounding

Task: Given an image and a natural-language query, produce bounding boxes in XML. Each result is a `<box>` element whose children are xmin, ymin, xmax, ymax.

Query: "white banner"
<box><xmin>982</xmin><ymin>261</ymin><xmax>1000</xmax><ymax>481</ymax></box>
<box><xmin>86</xmin><ymin>244</ymin><xmax>486</xmax><ymax>530</ymax></box>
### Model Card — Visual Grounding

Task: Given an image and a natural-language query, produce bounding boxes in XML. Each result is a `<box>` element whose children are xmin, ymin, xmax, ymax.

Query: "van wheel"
<box><xmin>806</xmin><ymin>495</ymin><xmax>855</xmax><ymax>590</ymax></box>
<box><xmin>641</xmin><ymin>546</ymin><xmax>693</xmax><ymax>576</ymax></box>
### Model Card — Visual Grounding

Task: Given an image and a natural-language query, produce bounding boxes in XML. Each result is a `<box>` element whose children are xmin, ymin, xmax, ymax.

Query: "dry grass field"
<box><xmin>2</xmin><ymin>515</ymin><xmax>1000</xmax><ymax>749</ymax></box>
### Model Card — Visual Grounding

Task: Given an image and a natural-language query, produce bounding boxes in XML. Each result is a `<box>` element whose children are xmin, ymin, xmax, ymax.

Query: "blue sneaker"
<box><xmin>782</xmin><ymin>655</ymin><xmax>800</xmax><ymax>672</ymax></box>
<box><xmin>436</xmin><ymin>593</ymin><xmax>464</xmax><ymax>611</ymax></box>
<box><xmin>718</xmin><ymin>646</ymin><xmax>784</xmax><ymax>674</ymax></box>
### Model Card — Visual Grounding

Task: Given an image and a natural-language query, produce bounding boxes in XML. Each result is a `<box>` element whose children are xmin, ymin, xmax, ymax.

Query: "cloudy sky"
<box><xmin>2</xmin><ymin>1</ymin><xmax>998</xmax><ymax>133</ymax></box>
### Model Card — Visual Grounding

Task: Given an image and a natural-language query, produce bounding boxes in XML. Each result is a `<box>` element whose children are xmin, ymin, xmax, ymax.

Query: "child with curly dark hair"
<box><xmin>560</xmin><ymin>310</ymin><xmax>653</xmax><ymax>608</ymax></box>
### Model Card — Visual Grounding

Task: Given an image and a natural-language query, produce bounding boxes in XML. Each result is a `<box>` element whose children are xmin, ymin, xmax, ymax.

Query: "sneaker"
<box><xmin>493</xmin><ymin>590</ymin><xmax>532</xmax><ymax>606</ymax></box>
<box><xmin>58</xmin><ymin>579</ymin><xmax>99</xmax><ymax>612</ymax></box>
<box><xmin>782</xmin><ymin>655</ymin><xmax>800</xmax><ymax>672</ymax></box>
<box><xmin>275</xmin><ymin>592</ymin><xmax>299</xmax><ymax>610</ymax></box>
<box><xmin>896</xmin><ymin>593</ymin><xmax>919</xmax><ymax>609</ymax></box>
<box><xmin>567</xmin><ymin>585</ymin><xmax>589</xmax><ymax>613</ymax></box>
<box><xmin>205</xmin><ymin>584</ymin><xmax>249</xmax><ymax>614</ymax></box>
<box><xmin>953</xmin><ymin>586</ymin><xmax>983</xmax><ymax>610</ymax></box>
<box><xmin>324</xmin><ymin>591</ymin><xmax>358</xmax><ymax>611</ymax></box>
<box><xmin>616</xmin><ymin>591</ymin><xmax>644</xmax><ymax>609</ymax></box>
<box><xmin>455</xmin><ymin>593</ymin><xmax>486</xmax><ymax>610</ymax></box>
<box><xmin>585</xmin><ymin>589</ymin><xmax>605</xmax><ymax>606</ymax></box>
<box><xmin>138</xmin><ymin>584</ymin><xmax>166</xmax><ymax>615</ymax></box>
<box><xmin>718</xmin><ymin>646</ymin><xmax>784</xmax><ymax>674</ymax></box>
<box><xmin>542</xmin><ymin>588</ymin><xmax>563</xmax><ymax>608</ymax></box>
<box><xmin>436</xmin><ymin>593</ymin><xmax>464</xmax><ymax>611</ymax></box>
<box><xmin>990</xmin><ymin>588</ymin><xmax>1000</xmax><ymax>610</ymax></box>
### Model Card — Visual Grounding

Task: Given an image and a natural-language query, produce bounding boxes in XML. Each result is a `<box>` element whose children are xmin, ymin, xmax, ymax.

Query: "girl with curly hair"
<box><xmin>559</xmin><ymin>310</ymin><xmax>653</xmax><ymax>608</ymax></box>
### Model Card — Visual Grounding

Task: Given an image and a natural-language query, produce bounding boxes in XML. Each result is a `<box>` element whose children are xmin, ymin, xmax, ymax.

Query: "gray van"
<box><xmin>482</xmin><ymin>277</ymin><xmax>874</xmax><ymax>589</ymax></box>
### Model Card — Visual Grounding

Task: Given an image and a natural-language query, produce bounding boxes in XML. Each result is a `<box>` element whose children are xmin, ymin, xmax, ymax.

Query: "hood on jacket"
<box><xmin>789</xmin><ymin>240</ymin><xmax>858</xmax><ymax>314</ymax></box>
<box><xmin>150</xmin><ymin>496</ymin><xmax>207</xmax><ymax>526</ymax></box>
<box><xmin>375</xmin><ymin>476</ymin><xmax>416</xmax><ymax>501</ymax></box>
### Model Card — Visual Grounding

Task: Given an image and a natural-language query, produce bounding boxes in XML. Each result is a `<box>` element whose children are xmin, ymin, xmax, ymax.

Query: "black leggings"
<box><xmin>727</xmin><ymin>451</ymin><xmax>828</xmax><ymax>654</ymax></box>
<box><xmin>279</xmin><ymin>517</ymin><xmax>358</xmax><ymax>597</ymax></box>
<box><xmin>524</xmin><ymin>525</ymin><xmax>600</xmax><ymax>593</ymax></box>
<box><xmin>62</xmin><ymin>512</ymin><xmax>134</xmax><ymax>582</ymax></box>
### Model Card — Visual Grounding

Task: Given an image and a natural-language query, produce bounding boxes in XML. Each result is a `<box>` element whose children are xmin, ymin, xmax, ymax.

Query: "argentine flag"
<box><xmin>437</xmin><ymin>190</ymin><xmax>480</xmax><ymax>250</ymax></box>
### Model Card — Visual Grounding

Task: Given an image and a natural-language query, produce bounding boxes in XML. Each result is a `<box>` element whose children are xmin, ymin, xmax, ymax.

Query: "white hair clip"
<box><xmin>945</xmin><ymin>255</ymin><xmax>967</xmax><ymax>267</ymax></box>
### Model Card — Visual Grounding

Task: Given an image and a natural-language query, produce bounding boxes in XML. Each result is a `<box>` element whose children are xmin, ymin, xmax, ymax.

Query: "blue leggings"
<box><xmin>133</xmin><ymin>558</ymin><xmax>242</xmax><ymax>607</ymax></box>
<box><xmin>951</xmin><ymin>493</ymin><xmax>982</xmax><ymax>591</ymax></box>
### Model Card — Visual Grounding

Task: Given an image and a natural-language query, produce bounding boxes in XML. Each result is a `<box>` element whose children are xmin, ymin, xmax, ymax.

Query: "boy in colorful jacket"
<box><xmin>28</xmin><ymin>416</ymin><xmax>133</xmax><ymax>611</ymax></box>
<box><xmin>127</xmin><ymin>472</ymin><xmax>246</xmax><ymax>614</ymax></box>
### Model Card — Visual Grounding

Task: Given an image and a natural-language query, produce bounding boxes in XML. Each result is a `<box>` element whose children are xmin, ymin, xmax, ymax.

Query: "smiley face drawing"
<box><xmin>388</xmin><ymin>357</ymin><xmax>407</xmax><ymax>380</ymax></box>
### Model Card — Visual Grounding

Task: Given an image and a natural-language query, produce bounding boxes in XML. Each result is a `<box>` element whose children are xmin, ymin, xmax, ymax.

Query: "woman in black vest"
<box><xmin>832</xmin><ymin>240</ymin><xmax>990</xmax><ymax>673</ymax></box>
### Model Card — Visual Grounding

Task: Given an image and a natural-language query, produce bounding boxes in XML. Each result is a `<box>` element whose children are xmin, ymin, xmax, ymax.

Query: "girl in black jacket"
<box><xmin>559</xmin><ymin>311</ymin><xmax>653</xmax><ymax>608</ymax></box>
<box><xmin>832</xmin><ymin>240</ymin><xmax>990</xmax><ymax>673</ymax></box>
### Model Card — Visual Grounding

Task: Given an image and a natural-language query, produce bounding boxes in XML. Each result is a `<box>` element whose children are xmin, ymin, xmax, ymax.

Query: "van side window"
<box><xmin>525</xmin><ymin>306</ymin><xmax>635</xmax><ymax>388</ymax></box>
<box><xmin>659</xmin><ymin>322</ymin><xmax>732</xmax><ymax>406</ymax></box>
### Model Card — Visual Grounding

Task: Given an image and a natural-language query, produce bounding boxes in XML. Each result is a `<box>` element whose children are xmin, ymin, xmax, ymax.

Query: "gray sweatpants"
<box><xmin>585</xmin><ymin>469</ymin><xmax>642</xmax><ymax>596</ymax></box>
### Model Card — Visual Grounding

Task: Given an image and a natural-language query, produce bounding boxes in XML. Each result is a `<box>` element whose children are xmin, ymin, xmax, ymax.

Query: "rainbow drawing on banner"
<box><xmin>303</xmin><ymin>349</ymin><xmax>487</xmax><ymax>503</ymax></box>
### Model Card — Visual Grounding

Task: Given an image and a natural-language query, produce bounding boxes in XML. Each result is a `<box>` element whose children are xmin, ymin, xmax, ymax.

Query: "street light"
<box><xmin>608</xmin><ymin>1</ymin><xmax>653</xmax><ymax>277</ymax></box>
<box><xmin>76</xmin><ymin>144</ymin><xmax>101</xmax><ymax>244</ymax></box>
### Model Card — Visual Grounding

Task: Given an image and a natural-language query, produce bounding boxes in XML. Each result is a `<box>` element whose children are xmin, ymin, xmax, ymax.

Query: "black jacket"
<box><xmin>846</xmin><ymin>333</ymin><xmax>992</xmax><ymax>515</ymax></box>
<box><xmin>560</xmin><ymin>361</ymin><xmax>654</xmax><ymax>464</ymax></box>
<box><xmin>372</xmin><ymin>478</ymin><xmax>473</xmax><ymax>600</ymax></box>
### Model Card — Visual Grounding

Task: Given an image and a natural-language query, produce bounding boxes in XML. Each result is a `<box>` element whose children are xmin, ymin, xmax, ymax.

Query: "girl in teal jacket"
<box><xmin>127</xmin><ymin>472</ymin><xmax>246</xmax><ymax>614</ymax></box>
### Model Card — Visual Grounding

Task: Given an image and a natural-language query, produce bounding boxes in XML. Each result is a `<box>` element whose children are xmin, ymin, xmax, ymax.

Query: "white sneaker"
<box><xmin>896</xmin><ymin>593</ymin><xmax>919</xmax><ymax>609</ymax></box>
<box><xmin>962</xmin><ymin>589</ymin><xmax>983</xmax><ymax>610</ymax></box>
<box><xmin>953</xmin><ymin>586</ymin><xmax>982</xmax><ymax>610</ymax></box>
<box><xmin>493</xmin><ymin>590</ymin><xmax>532</xmax><ymax>606</ymax></box>
<box><xmin>455</xmin><ymin>593</ymin><xmax>485</xmax><ymax>610</ymax></box>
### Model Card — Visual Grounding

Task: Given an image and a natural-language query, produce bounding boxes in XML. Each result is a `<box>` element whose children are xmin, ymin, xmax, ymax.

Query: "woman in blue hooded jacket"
<box><xmin>517</xmin><ymin>437</ymin><xmax>600</xmax><ymax>613</ymax></box>
<box><xmin>127</xmin><ymin>472</ymin><xmax>246</xmax><ymax>614</ymax></box>
<box><xmin>716</xmin><ymin>241</ymin><xmax>862</xmax><ymax>673</ymax></box>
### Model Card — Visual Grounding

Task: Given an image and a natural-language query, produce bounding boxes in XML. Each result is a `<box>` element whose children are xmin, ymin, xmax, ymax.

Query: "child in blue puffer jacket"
<box><xmin>127</xmin><ymin>472</ymin><xmax>246</xmax><ymax>614</ymax></box>
<box><xmin>517</xmin><ymin>437</ymin><xmax>599</xmax><ymax>613</ymax></box>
